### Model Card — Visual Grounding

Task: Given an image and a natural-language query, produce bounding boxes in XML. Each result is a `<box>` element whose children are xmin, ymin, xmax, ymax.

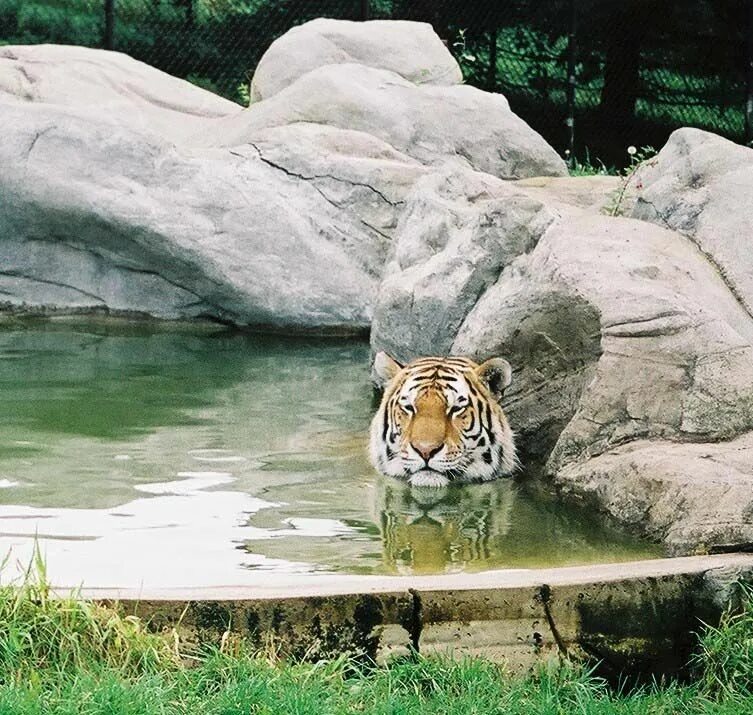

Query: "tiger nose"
<box><xmin>412</xmin><ymin>441</ymin><xmax>443</xmax><ymax>462</ymax></box>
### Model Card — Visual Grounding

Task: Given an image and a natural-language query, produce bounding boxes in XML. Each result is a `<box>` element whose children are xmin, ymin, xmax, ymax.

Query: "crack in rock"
<box><xmin>25</xmin><ymin>125</ymin><xmax>55</xmax><ymax>162</ymax></box>
<box><xmin>243</xmin><ymin>143</ymin><xmax>405</xmax><ymax>208</ymax></box>
<box><xmin>0</xmin><ymin>269</ymin><xmax>105</xmax><ymax>304</ymax></box>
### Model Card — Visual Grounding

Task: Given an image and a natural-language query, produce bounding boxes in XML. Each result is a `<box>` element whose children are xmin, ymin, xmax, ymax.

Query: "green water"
<box><xmin>0</xmin><ymin>319</ymin><xmax>660</xmax><ymax>586</ymax></box>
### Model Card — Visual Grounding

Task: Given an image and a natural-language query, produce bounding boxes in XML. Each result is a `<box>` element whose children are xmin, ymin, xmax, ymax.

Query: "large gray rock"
<box><xmin>250</xmin><ymin>18</ymin><xmax>463</xmax><ymax>102</ymax></box>
<box><xmin>371</xmin><ymin>168</ymin><xmax>556</xmax><ymax>359</ymax></box>
<box><xmin>555</xmin><ymin>433</ymin><xmax>753</xmax><ymax>555</ymax></box>
<box><xmin>0</xmin><ymin>22</ymin><xmax>565</xmax><ymax>328</ymax></box>
<box><xmin>0</xmin><ymin>102</ymin><xmax>385</xmax><ymax>329</ymax></box>
<box><xmin>0</xmin><ymin>44</ymin><xmax>240</xmax><ymax>143</ymax></box>
<box><xmin>631</xmin><ymin>128</ymin><xmax>753</xmax><ymax>316</ymax></box>
<box><xmin>198</xmin><ymin>63</ymin><xmax>568</xmax><ymax>180</ymax></box>
<box><xmin>371</xmin><ymin>147</ymin><xmax>753</xmax><ymax>553</ymax></box>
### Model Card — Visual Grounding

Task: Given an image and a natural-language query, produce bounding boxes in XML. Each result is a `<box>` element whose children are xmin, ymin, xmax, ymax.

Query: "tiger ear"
<box><xmin>475</xmin><ymin>357</ymin><xmax>512</xmax><ymax>400</ymax></box>
<box><xmin>373</xmin><ymin>351</ymin><xmax>403</xmax><ymax>388</ymax></box>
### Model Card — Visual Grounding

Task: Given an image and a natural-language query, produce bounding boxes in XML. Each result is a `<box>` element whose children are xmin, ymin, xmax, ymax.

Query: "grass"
<box><xmin>2</xmin><ymin>562</ymin><xmax>753</xmax><ymax>713</ymax></box>
<box><xmin>567</xmin><ymin>151</ymin><xmax>614</xmax><ymax>176</ymax></box>
<box><xmin>0</xmin><ymin>555</ymin><xmax>180</xmax><ymax>682</ymax></box>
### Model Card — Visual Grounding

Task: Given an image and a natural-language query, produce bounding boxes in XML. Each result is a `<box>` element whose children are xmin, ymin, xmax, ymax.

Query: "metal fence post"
<box><xmin>746</xmin><ymin>0</ymin><xmax>753</xmax><ymax>144</ymax></box>
<box><xmin>487</xmin><ymin>27</ymin><xmax>498</xmax><ymax>92</ymax></box>
<box><xmin>184</xmin><ymin>0</ymin><xmax>194</xmax><ymax>31</ymax></box>
<box><xmin>103</xmin><ymin>0</ymin><xmax>114</xmax><ymax>50</ymax></box>
<box><xmin>360</xmin><ymin>0</ymin><xmax>369</xmax><ymax>21</ymax></box>
<box><xmin>565</xmin><ymin>0</ymin><xmax>577</xmax><ymax>163</ymax></box>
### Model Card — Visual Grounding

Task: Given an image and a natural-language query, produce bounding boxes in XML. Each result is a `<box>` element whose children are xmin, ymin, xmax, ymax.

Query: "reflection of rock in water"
<box><xmin>375</xmin><ymin>479</ymin><xmax>516</xmax><ymax>574</ymax></box>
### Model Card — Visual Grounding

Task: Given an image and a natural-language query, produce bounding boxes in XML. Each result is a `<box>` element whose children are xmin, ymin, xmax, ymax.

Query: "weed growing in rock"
<box><xmin>606</xmin><ymin>144</ymin><xmax>658</xmax><ymax>216</ymax></box>
<box><xmin>566</xmin><ymin>148</ymin><xmax>614</xmax><ymax>176</ymax></box>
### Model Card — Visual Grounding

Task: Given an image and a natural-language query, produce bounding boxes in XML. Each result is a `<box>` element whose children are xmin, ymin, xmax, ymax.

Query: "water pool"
<box><xmin>0</xmin><ymin>319</ymin><xmax>660</xmax><ymax>587</ymax></box>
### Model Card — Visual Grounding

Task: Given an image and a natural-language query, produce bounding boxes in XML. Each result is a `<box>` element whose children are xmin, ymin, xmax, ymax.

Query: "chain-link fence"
<box><xmin>2</xmin><ymin>0</ymin><xmax>751</xmax><ymax>166</ymax></box>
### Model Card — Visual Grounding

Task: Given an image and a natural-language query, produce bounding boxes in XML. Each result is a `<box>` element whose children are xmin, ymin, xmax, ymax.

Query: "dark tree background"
<box><xmin>0</xmin><ymin>0</ymin><xmax>748</xmax><ymax>164</ymax></box>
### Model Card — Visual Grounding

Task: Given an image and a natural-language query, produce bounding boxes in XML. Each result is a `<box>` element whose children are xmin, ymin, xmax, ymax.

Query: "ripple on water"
<box><xmin>134</xmin><ymin>472</ymin><xmax>236</xmax><ymax>495</ymax></box>
<box><xmin>189</xmin><ymin>449</ymin><xmax>248</xmax><ymax>464</ymax></box>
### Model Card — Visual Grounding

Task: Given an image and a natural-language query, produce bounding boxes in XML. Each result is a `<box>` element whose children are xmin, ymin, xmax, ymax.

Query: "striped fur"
<box><xmin>369</xmin><ymin>354</ymin><xmax>517</xmax><ymax>487</ymax></box>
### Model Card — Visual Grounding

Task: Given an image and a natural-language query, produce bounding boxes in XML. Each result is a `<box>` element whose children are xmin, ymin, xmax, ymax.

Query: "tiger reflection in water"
<box><xmin>243</xmin><ymin>428</ymin><xmax>517</xmax><ymax>574</ymax></box>
<box><xmin>374</xmin><ymin>478</ymin><xmax>516</xmax><ymax>574</ymax></box>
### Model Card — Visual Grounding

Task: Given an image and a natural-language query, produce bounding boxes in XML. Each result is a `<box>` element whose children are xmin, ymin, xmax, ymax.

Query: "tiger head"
<box><xmin>369</xmin><ymin>353</ymin><xmax>517</xmax><ymax>487</ymax></box>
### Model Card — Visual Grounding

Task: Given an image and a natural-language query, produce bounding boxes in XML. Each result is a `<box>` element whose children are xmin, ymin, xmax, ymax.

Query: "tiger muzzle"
<box><xmin>411</xmin><ymin>440</ymin><xmax>443</xmax><ymax>464</ymax></box>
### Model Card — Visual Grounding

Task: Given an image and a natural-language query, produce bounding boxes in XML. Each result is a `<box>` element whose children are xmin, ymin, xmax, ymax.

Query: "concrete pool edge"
<box><xmin>71</xmin><ymin>553</ymin><xmax>753</xmax><ymax>600</ymax></box>
<box><xmin>75</xmin><ymin>554</ymin><xmax>753</xmax><ymax>677</ymax></box>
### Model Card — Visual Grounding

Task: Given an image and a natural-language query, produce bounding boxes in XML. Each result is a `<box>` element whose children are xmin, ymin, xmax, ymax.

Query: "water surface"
<box><xmin>0</xmin><ymin>319</ymin><xmax>660</xmax><ymax>587</ymax></box>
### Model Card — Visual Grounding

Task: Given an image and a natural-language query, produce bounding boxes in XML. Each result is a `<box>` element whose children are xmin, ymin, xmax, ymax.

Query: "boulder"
<box><xmin>631</xmin><ymin>128</ymin><xmax>753</xmax><ymax>316</ymax></box>
<box><xmin>250</xmin><ymin>18</ymin><xmax>463</xmax><ymax>102</ymax></box>
<box><xmin>197</xmin><ymin>63</ymin><xmax>568</xmax><ymax>180</ymax></box>
<box><xmin>371</xmin><ymin>168</ymin><xmax>556</xmax><ymax>359</ymax></box>
<box><xmin>371</xmin><ymin>153</ymin><xmax>753</xmax><ymax>553</ymax></box>
<box><xmin>0</xmin><ymin>44</ymin><xmax>240</xmax><ymax>143</ymax></box>
<box><xmin>0</xmin><ymin>20</ymin><xmax>566</xmax><ymax>328</ymax></box>
<box><xmin>0</xmin><ymin>102</ymin><xmax>384</xmax><ymax>329</ymax></box>
<box><xmin>555</xmin><ymin>433</ymin><xmax>753</xmax><ymax>555</ymax></box>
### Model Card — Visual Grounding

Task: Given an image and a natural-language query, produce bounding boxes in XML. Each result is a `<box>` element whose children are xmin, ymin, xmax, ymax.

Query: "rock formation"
<box><xmin>371</xmin><ymin>131</ymin><xmax>753</xmax><ymax>554</ymax></box>
<box><xmin>0</xmin><ymin>25</ymin><xmax>564</xmax><ymax>330</ymax></box>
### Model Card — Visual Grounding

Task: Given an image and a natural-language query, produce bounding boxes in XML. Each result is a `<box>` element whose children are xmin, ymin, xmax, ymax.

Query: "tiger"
<box><xmin>369</xmin><ymin>352</ymin><xmax>517</xmax><ymax>487</ymax></box>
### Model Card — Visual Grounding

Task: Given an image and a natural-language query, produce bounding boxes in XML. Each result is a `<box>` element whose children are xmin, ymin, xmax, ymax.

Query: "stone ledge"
<box><xmin>69</xmin><ymin>554</ymin><xmax>753</xmax><ymax>678</ymax></box>
<box><xmin>73</xmin><ymin>553</ymin><xmax>753</xmax><ymax>600</ymax></box>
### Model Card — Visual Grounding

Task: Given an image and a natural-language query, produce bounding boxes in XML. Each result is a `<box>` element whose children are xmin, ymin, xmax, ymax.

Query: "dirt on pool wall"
<box><xmin>95</xmin><ymin>554</ymin><xmax>753</xmax><ymax>679</ymax></box>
